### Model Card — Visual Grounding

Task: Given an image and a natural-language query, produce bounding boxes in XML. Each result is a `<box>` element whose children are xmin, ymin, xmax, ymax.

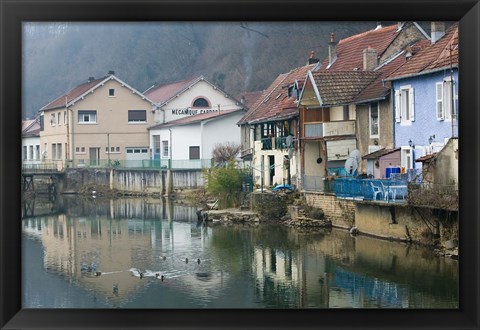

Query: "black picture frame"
<box><xmin>1</xmin><ymin>0</ymin><xmax>479</xmax><ymax>329</ymax></box>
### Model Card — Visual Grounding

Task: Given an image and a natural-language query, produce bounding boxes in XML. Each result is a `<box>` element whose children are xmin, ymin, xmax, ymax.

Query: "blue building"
<box><xmin>385</xmin><ymin>22</ymin><xmax>458</xmax><ymax>172</ymax></box>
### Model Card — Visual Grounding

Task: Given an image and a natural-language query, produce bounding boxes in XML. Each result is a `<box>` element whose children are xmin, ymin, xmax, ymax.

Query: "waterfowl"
<box><xmin>95</xmin><ymin>271</ymin><xmax>102</xmax><ymax>277</ymax></box>
<box><xmin>185</xmin><ymin>258</ymin><xmax>189</xmax><ymax>263</ymax></box>
<box><xmin>161</xmin><ymin>256</ymin><xmax>166</xmax><ymax>261</ymax></box>
<box><xmin>197</xmin><ymin>258</ymin><xmax>201</xmax><ymax>264</ymax></box>
<box><xmin>139</xmin><ymin>272</ymin><xmax>144</xmax><ymax>279</ymax></box>
<box><xmin>161</xmin><ymin>275</ymin><xmax>165</xmax><ymax>282</ymax></box>
<box><xmin>155</xmin><ymin>273</ymin><xmax>160</xmax><ymax>278</ymax></box>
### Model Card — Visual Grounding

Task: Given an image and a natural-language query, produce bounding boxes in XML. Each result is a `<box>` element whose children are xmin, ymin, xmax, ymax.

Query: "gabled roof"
<box><xmin>40</xmin><ymin>74</ymin><xmax>156</xmax><ymax>112</ymax></box>
<box><xmin>148</xmin><ymin>108</ymin><xmax>244</xmax><ymax>130</ymax></box>
<box><xmin>22</xmin><ymin>119</ymin><xmax>40</xmax><ymax>137</ymax></box>
<box><xmin>319</xmin><ymin>24</ymin><xmax>400</xmax><ymax>72</ymax></box>
<box><xmin>309</xmin><ymin>71</ymin><xmax>379</xmax><ymax>106</ymax></box>
<box><xmin>362</xmin><ymin>147</ymin><xmax>400</xmax><ymax>160</ymax></box>
<box><xmin>144</xmin><ymin>75</ymin><xmax>242</xmax><ymax>107</ymax></box>
<box><xmin>385</xmin><ymin>23</ymin><xmax>458</xmax><ymax>81</ymax></box>
<box><xmin>238</xmin><ymin>63</ymin><xmax>316</xmax><ymax>125</ymax></box>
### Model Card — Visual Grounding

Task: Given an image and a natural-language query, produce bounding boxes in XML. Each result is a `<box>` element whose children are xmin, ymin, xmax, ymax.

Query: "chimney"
<box><xmin>328</xmin><ymin>33</ymin><xmax>337</xmax><ymax>67</ymax></box>
<box><xmin>431</xmin><ymin>22</ymin><xmax>445</xmax><ymax>44</ymax></box>
<box><xmin>363</xmin><ymin>46</ymin><xmax>378</xmax><ymax>71</ymax></box>
<box><xmin>88</xmin><ymin>77</ymin><xmax>95</xmax><ymax>82</ymax></box>
<box><xmin>108</xmin><ymin>70</ymin><xmax>115</xmax><ymax>75</ymax></box>
<box><xmin>307</xmin><ymin>50</ymin><xmax>320</xmax><ymax>65</ymax></box>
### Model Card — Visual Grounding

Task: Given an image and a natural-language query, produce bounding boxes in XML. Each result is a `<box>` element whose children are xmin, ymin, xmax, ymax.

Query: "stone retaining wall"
<box><xmin>304</xmin><ymin>192</ymin><xmax>355</xmax><ymax>229</ymax></box>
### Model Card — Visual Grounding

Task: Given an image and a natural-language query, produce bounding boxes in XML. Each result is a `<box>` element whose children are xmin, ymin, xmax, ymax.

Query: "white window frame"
<box><xmin>162</xmin><ymin>140</ymin><xmax>169</xmax><ymax>158</ymax></box>
<box><xmin>395</xmin><ymin>85</ymin><xmax>415</xmax><ymax>125</ymax></box>
<box><xmin>108</xmin><ymin>88</ymin><xmax>115</xmax><ymax>97</ymax></box>
<box><xmin>369</xmin><ymin>102</ymin><xmax>379</xmax><ymax>138</ymax></box>
<box><xmin>78</xmin><ymin>110</ymin><xmax>97</xmax><ymax>124</ymax></box>
<box><xmin>400</xmin><ymin>146</ymin><xmax>414</xmax><ymax>170</ymax></box>
<box><xmin>50</xmin><ymin>113</ymin><xmax>56</xmax><ymax>126</ymax></box>
<box><xmin>128</xmin><ymin>110</ymin><xmax>147</xmax><ymax>124</ymax></box>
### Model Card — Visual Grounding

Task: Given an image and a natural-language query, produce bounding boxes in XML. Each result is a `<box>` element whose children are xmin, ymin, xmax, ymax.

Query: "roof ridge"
<box><xmin>338</xmin><ymin>24</ymin><xmax>397</xmax><ymax>45</ymax></box>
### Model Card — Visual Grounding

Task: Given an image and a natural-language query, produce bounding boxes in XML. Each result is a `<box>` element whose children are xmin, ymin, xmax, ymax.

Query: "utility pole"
<box><xmin>107</xmin><ymin>133</ymin><xmax>110</xmax><ymax>166</ymax></box>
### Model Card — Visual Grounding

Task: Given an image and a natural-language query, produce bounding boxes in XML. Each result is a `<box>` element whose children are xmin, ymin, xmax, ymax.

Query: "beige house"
<box><xmin>39</xmin><ymin>71</ymin><xmax>156</xmax><ymax>168</ymax></box>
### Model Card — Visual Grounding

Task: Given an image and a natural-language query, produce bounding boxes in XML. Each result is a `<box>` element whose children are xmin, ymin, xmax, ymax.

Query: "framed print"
<box><xmin>1</xmin><ymin>0</ymin><xmax>479</xmax><ymax>329</ymax></box>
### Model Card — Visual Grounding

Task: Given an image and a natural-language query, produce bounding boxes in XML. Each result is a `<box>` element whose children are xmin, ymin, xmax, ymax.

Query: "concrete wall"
<box><xmin>61</xmin><ymin>168</ymin><xmax>204</xmax><ymax>193</ymax></box>
<box><xmin>305</xmin><ymin>192</ymin><xmax>458</xmax><ymax>245</ymax></box>
<box><xmin>304</xmin><ymin>192</ymin><xmax>355</xmax><ymax>229</ymax></box>
<box><xmin>355</xmin><ymin>202</ymin><xmax>458</xmax><ymax>244</ymax></box>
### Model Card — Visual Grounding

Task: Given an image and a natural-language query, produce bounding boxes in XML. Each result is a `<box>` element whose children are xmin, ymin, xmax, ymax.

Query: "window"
<box><xmin>64</xmin><ymin>111</ymin><xmax>67</xmax><ymax>125</ymax></box>
<box><xmin>50</xmin><ymin>113</ymin><xmax>56</xmax><ymax>126</ymax></box>
<box><xmin>436</xmin><ymin>82</ymin><xmax>444</xmax><ymax>120</ymax></box>
<box><xmin>153</xmin><ymin>135</ymin><xmax>161</xmax><ymax>155</ymax></box>
<box><xmin>443</xmin><ymin>77</ymin><xmax>456</xmax><ymax>121</ymax></box>
<box><xmin>52</xmin><ymin>144</ymin><xmax>57</xmax><ymax>160</ymax></box>
<box><xmin>78</xmin><ymin>110</ymin><xmax>97</xmax><ymax>124</ymax></box>
<box><xmin>262</xmin><ymin>123</ymin><xmax>275</xmax><ymax>138</ymax></box>
<box><xmin>189</xmin><ymin>146</ymin><xmax>200</xmax><ymax>160</ymax></box>
<box><xmin>128</xmin><ymin>110</ymin><xmax>146</xmax><ymax>123</ymax></box>
<box><xmin>23</xmin><ymin>146</ymin><xmax>27</xmax><ymax>160</ymax></box>
<box><xmin>395</xmin><ymin>86</ymin><xmax>415</xmax><ymax>124</ymax></box>
<box><xmin>162</xmin><ymin>140</ymin><xmax>169</xmax><ymax>157</ymax></box>
<box><xmin>58</xmin><ymin>112</ymin><xmax>61</xmax><ymax>125</ymax></box>
<box><xmin>192</xmin><ymin>97</ymin><xmax>209</xmax><ymax>107</ymax></box>
<box><xmin>75</xmin><ymin>147</ymin><xmax>86</xmax><ymax>154</ymax></box>
<box><xmin>116</xmin><ymin>147</ymin><xmax>120</xmax><ymax>152</ymax></box>
<box><xmin>29</xmin><ymin>145</ymin><xmax>34</xmax><ymax>160</ymax></box>
<box><xmin>57</xmin><ymin>143</ymin><xmax>62</xmax><ymax>159</ymax></box>
<box><xmin>35</xmin><ymin>145</ymin><xmax>40</xmax><ymax>160</ymax></box>
<box><xmin>369</xmin><ymin>103</ymin><xmax>379</xmax><ymax>137</ymax></box>
<box><xmin>343</xmin><ymin>105</ymin><xmax>350</xmax><ymax>120</ymax></box>
<box><xmin>109</xmin><ymin>88</ymin><xmax>115</xmax><ymax>97</ymax></box>
<box><xmin>401</xmin><ymin>146</ymin><xmax>414</xmax><ymax>170</ymax></box>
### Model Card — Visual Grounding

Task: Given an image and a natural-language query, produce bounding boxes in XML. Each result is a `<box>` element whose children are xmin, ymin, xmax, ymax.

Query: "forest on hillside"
<box><xmin>23</xmin><ymin>21</ymin><xmax>394</xmax><ymax>119</ymax></box>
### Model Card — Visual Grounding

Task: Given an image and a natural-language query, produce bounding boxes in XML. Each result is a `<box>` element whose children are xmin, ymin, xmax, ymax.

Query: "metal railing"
<box><xmin>259</xmin><ymin>137</ymin><xmax>290</xmax><ymax>150</ymax></box>
<box><xmin>26</xmin><ymin>158</ymin><xmax>214</xmax><ymax>171</ymax></box>
<box><xmin>334</xmin><ymin>178</ymin><xmax>408</xmax><ymax>202</ymax></box>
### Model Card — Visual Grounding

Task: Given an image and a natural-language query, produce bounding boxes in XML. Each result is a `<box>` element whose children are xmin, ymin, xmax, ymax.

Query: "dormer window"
<box><xmin>287</xmin><ymin>84</ymin><xmax>298</xmax><ymax>100</ymax></box>
<box><xmin>192</xmin><ymin>97</ymin><xmax>210</xmax><ymax>108</ymax></box>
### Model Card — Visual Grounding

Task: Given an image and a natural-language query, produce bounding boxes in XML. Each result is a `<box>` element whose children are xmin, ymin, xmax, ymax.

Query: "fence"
<box><xmin>46</xmin><ymin>158</ymin><xmax>214</xmax><ymax>170</ymax></box>
<box><xmin>334</xmin><ymin>178</ymin><xmax>408</xmax><ymax>202</ymax></box>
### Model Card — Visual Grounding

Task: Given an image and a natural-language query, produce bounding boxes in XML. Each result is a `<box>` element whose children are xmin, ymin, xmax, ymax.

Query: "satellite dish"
<box><xmin>349</xmin><ymin>149</ymin><xmax>361</xmax><ymax>164</ymax></box>
<box><xmin>344</xmin><ymin>157</ymin><xmax>358</xmax><ymax>176</ymax></box>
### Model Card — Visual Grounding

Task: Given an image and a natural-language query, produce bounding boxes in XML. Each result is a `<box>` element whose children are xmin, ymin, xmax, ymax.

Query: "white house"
<box><xmin>148</xmin><ymin>110</ymin><xmax>245</xmax><ymax>168</ymax></box>
<box><xmin>22</xmin><ymin>118</ymin><xmax>41</xmax><ymax>166</ymax></box>
<box><xmin>144</xmin><ymin>75</ymin><xmax>244</xmax><ymax>124</ymax></box>
<box><xmin>145</xmin><ymin>76</ymin><xmax>245</xmax><ymax>166</ymax></box>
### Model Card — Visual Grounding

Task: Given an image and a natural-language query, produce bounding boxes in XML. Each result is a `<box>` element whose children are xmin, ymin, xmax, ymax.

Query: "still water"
<box><xmin>22</xmin><ymin>195</ymin><xmax>458</xmax><ymax>309</ymax></box>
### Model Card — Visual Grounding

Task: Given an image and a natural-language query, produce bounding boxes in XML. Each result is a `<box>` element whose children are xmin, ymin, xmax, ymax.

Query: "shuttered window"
<box><xmin>189</xmin><ymin>146</ymin><xmax>200</xmax><ymax>160</ymax></box>
<box><xmin>128</xmin><ymin>110</ymin><xmax>146</xmax><ymax>122</ymax></box>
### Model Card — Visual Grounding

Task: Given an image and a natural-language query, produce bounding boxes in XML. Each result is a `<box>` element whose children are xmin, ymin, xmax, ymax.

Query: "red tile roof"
<box><xmin>311</xmin><ymin>71</ymin><xmax>379</xmax><ymax>106</ymax></box>
<box><xmin>238</xmin><ymin>63</ymin><xmax>316</xmax><ymax>124</ymax></box>
<box><xmin>319</xmin><ymin>24</ymin><xmax>400</xmax><ymax>72</ymax></box>
<box><xmin>238</xmin><ymin>90</ymin><xmax>264</xmax><ymax>110</ymax></box>
<box><xmin>144</xmin><ymin>76</ymin><xmax>200</xmax><ymax>105</ymax></box>
<box><xmin>148</xmin><ymin>109</ymin><xmax>243</xmax><ymax>130</ymax></box>
<box><xmin>40</xmin><ymin>77</ymin><xmax>107</xmax><ymax>111</ymax></box>
<box><xmin>386</xmin><ymin>23</ymin><xmax>458</xmax><ymax>80</ymax></box>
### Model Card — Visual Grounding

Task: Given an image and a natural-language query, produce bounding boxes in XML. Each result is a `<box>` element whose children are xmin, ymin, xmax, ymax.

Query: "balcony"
<box><xmin>255</xmin><ymin>137</ymin><xmax>292</xmax><ymax>151</ymax></box>
<box><xmin>304</xmin><ymin>120</ymin><xmax>355</xmax><ymax>138</ymax></box>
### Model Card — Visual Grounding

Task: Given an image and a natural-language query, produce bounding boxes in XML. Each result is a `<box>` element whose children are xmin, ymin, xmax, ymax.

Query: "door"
<box><xmin>268</xmin><ymin>155</ymin><xmax>275</xmax><ymax>186</ymax></box>
<box><xmin>89</xmin><ymin>147</ymin><xmax>100</xmax><ymax>166</ymax></box>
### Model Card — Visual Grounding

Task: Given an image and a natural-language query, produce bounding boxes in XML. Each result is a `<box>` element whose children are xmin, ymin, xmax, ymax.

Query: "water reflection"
<box><xmin>22</xmin><ymin>195</ymin><xmax>458</xmax><ymax>308</ymax></box>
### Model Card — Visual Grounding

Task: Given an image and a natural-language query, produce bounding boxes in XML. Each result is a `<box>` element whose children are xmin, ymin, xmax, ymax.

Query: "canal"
<box><xmin>22</xmin><ymin>195</ymin><xmax>458</xmax><ymax>309</ymax></box>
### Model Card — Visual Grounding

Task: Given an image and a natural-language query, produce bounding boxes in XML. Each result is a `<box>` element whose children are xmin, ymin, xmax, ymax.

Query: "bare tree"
<box><xmin>211</xmin><ymin>142</ymin><xmax>241</xmax><ymax>167</ymax></box>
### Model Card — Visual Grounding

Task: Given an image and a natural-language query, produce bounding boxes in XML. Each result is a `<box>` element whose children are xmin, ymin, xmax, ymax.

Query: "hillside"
<box><xmin>23</xmin><ymin>21</ymin><xmax>382</xmax><ymax>119</ymax></box>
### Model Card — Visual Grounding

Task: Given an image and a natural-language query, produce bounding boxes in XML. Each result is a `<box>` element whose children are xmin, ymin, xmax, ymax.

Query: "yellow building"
<box><xmin>39</xmin><ymin>71</ymin><xmax>156</xmax><ymax>169</ymax></box>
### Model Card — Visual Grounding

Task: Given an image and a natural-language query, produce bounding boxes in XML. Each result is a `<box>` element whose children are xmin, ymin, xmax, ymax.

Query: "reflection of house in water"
<box><xmin>22</xmin><ymin>198</ymin><xmax>211</xmax><ymax>307</ymax></box>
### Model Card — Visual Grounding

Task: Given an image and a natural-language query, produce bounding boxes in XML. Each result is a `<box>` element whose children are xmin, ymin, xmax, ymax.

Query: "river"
<box><xmin>21</xmin><ymin>195</ymin><xmax>458</xmax><ymax>309</ymax></box>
